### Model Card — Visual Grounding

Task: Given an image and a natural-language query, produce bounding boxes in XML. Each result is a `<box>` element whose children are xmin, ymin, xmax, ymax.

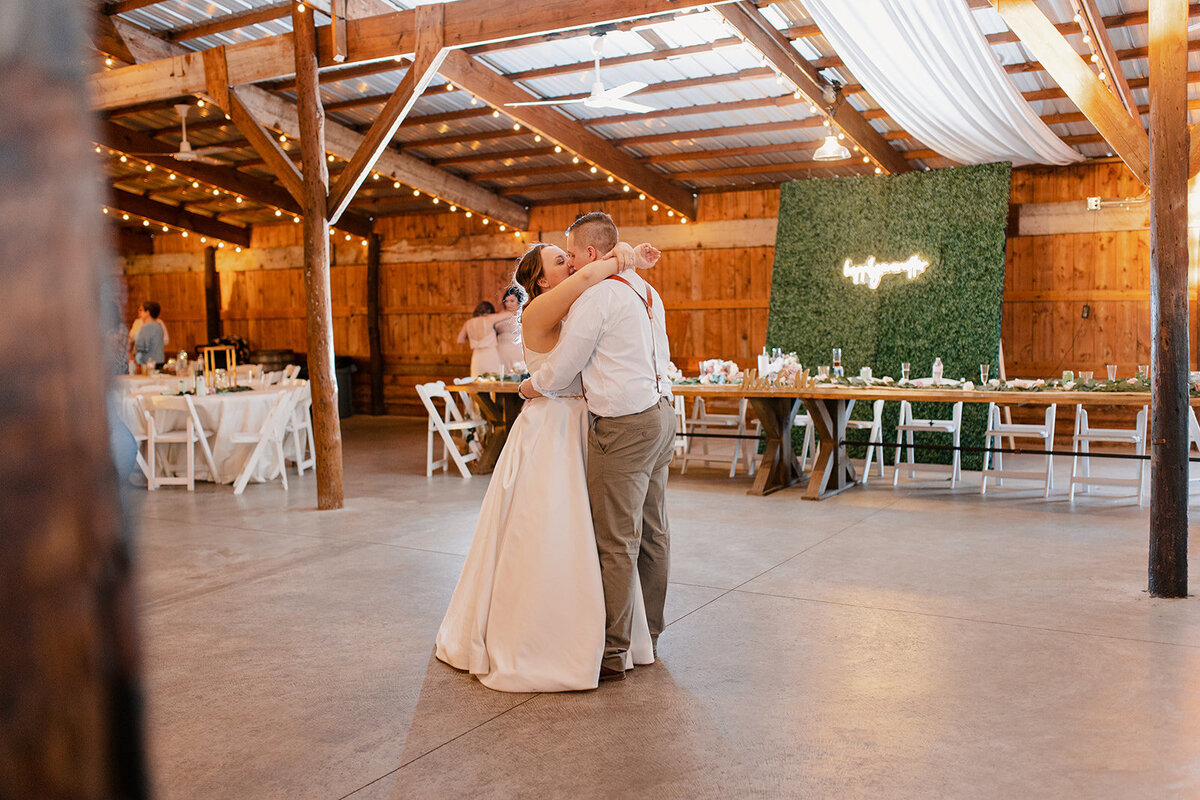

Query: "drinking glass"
<box><xmin>901</xmin><ymin>362</ymin><xmax>911</xmax><ymax>382</ymax></box>
<box><xmin>817</xmin><ymin>365</ymin><xmax>829</xmax><ymax>380</ymax></box>
<box><xmin>980</xmin><ymin>364</ymin><xmax>989</xmax><ymax>383</ymax></box>
<box><xmin>1106</xmin><ymin>364</ymin><xmax>1117</xmax><ymax>381</ymax></box>
<box><xmin>1080</xmin><ymin>370</ymin><xmax>1094</xmax><ymax>382</ymax></box>
<box><xmin>1138</xmin><ymin>364</ymin><xmax>1149</xmax><ymax>378</ymax></box>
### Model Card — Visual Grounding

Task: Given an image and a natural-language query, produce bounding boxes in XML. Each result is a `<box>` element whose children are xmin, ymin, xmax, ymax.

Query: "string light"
<box><xmin>499</xmin><ymin>225</ymin><xmax>506</xmax><ymax>231</ymax></box>
<box><xmin>482</xmin><ymin>218</ymin><xmax>489</xmax><ymax>225</ymax></box>
<box><xmin>234</xmin><ymin>246</ymin><xmax>242</xmax><ymax>253</ymax></box>
<box><xmin>119</xmin><ymin>155</ymin><xmax>127</xmax><ymax>162</ymax></box>
<box><xmin>465</xmin><ymin>211</ymin><xmax>472</xmax><ymax>218</ymax></box>
<box><xmin>589</xmin><ymin>166</ymin><xmax>598</xmax><ymax>173</ymax></box>
<box><xmin>534</xmin><ymin>135</ymin><xmax>542</xmax><ymax>142</ymax></box>
<box><xmin>235</xmin><ymin>196</ymin><xmax>243</xmax><ymax>204</ymax></box>
<box><xmin>639</xmin><ymin>193</ymin><xmax>646</xmax><ymax>200</ymax></box>
<box><xmin>607</xmin><ymin>175</ymin><xmax>614</xmax><ymax>182</ymax></box>
<box><xmin>572</xmin><ymin>156</ymin><xmax>580</xmax><ymax>164</ymax></box>
<box><xmin>200</xmin><ymin>237</ymin><xmax>206</xmax><ymax>243</ymax></box>
<box><xmin>142</xmin><ymin>220</ymin><xmax>149</xmax><ymax>226</ymax></box>
<box><xmin>122</xmin><ymin>213</ymin><xmax>129</xmax><ymax>220</ymax></box>
<box><xmin>513</xmin><ymin>231</ymin><xmax>521</xmax><ymax>238</ymax></box>
<box><xmin>212</xmin><ymin>189</ymin><xmax>220</xmax><ymax>196</ymax></box>
<box><xmin>513</xmin><ymin>123</ymin><xmax>521</xmax><ymax>131</ymax></box>
<box><xmin>105</xmin><ymin>57</ymin><xmax>114</xmax><ymax>67</ymax></box>
<box><xmin>294</xmin><ymin>216</ymin><xmax>300</xmax><ymax>223</ymax></box>
<box><xmin>102</xmin><ymin>207</ymin><xmax>108</xmax><ymax>214</ymax></box>
<box><xmin>445</xmin><ymin>82</ymin><xmax>455</xmax><ymax>92</ymax></box>
<box><xmin>680</xmin><ymin>217</ymin><xmax>687</xmax><ymax>224</ymax></box>
<box><xmin>362</xmin><ymin>239</ymin><xmax>368</xmax><ymax>246</ymax></box>
<box><xmin>874</xmin><ymin>167</ymin><xmax>883</xmax><ymax>175</ymax></box>
<box><xmin>161</xmin><ymin>225</ymin><xmax>169</xmax><ymax>232</ymax></box>
<box><xmin>554</xmin><ymin>145</ymin><xmax>562</xmax><ymax>153</ymax></box>
<box><xmin>862</xmin><ymin>156</ymin><xmax>870</xmax><ymax>163</ymax></box>
<box><xmin>492</xmin><ymin>110</ymin><xmax>500</xmax><ymax>118</ymax></box>
<box><xmin>413</xmin><ymin>189</ymin><xmax>420</xmax><ymax>196</ymax></box>
<box><xmin>372</xmin><ymin>172</ymin><xmax>380</xmax><ymax>180</ymax></box>
<box><xmin>145</xmin><ymin>164</ymin><xmax>153</xmax><ymax>171</ymax></box>
<box><xmin>297</xmin><ymin>2</ymin><xmax>305</xmax><ymax>12</ymax></box>
<box><xmin>169</xmin><ymin>173</ymin><xmax>176</xmax><ymax>180</ymax></box>
<box><xmin>279</xmin><ymin>134</ymin><xmax>287</xmax><ymax>143</ymax></box>
<box><xmin>623</xmin><ymin>185</ymin><xmax>630</xmax><ymax>192</ymax></box>
<box><xmin>345</xmin><ymin>234</ymin><xmax>351</xmax><ymax>241</ymax></box>
<box><xmin>667</xmin><ymin>210</ymin><xmax>674</xmax><ymax>217</ymax></box>
<box><xmin>470</xmin><ymin>96</ymin><xmax>478</xmax><ymax>105</ymax></box>
<box><xmin>94</xmin><ymin>146</ymin><xmax>102</xmax><ymax>153</ymax></box>
<box><xmin>432</xmin><ymin>198</ymin><xmax>439</xmax><ymax>204</ymax></box>
<box><xmin>274</xmin><ymin>209</ymin><xmax>282</xmax><ymax>216</ymax></box>
<box><xmin>651</xmin><ymin>204</ymin><xmax>659</xmax><ymax>211</ymax></box>
<box><xmin>449</xmin><ymin>205</ymin><xmax>457</xmax><ymax>212</ymax></box>
<box><xmin>218</xmin><ymin>241</ymin><xmax>224</xmax><ymax>248</ymax></box>
<box><xmin>328</xmin><ymin>154</ymin><xmax>336</xmax><ymax>162</ymax></box>
<box><xmin>192</xmin><ymin>181</ymin><xmax>200</xmax><ymax>188</ymax></box>
<box><xmin>196</xmin><ymin>100</ymin><xmax>205</xmax><ymax>108</ymax></box>
<box><xmin>393</xmin><ymin>180</ymin><xmax>401</xmax><ymax>189</ymax></box>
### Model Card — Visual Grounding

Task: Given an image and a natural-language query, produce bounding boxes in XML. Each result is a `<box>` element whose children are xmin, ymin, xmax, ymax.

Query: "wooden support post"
<box><xmin>367</xmin><ymin>232</ymin><xmax>384</xmax><ymax>415</ymax></box>
<box><xmin>293</xmin><ymin>5</ymin><xmax>345</xmax><ymax>509</ymax></box>
<box><xmin>1148</xmin><ymin>0</ymin><xmax>1189</xmax><ymax>597</ymax></box>
<box><xmin>0</xmin><ymin>1</ymin><xmax>148</xmax><ymax>796</ymax></box>
<box><xmin>204</xmin><ymin>245</ymin><xmax>221</xmax><ymax>343</ymax></box>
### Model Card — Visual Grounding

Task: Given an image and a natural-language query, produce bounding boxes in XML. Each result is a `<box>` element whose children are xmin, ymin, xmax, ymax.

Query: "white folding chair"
<box><xmin>672</xmin><ymin>395</ymin><xmax>688</xmax><ymax>461</ymax></box>
<box><xmin>681</xmin><ymin>397</ymin><xmax>757</xmax><ymax>477</ymax></box>
<box><xmin>981</xmin><ymin>403</ymin><xmax>1057</xmax><ymax>497</ymax></box>
<box><xmin>230</xmin><ymin>389</ymin><xmax>299</xmax><ymax>495</ymax></box>
<box><xmin>125</xmin><ymin>394</ymin><xmax>154</xmax><ymax>482</ymax></box>
<box><xmin>141</xmin><ymin>395</ymin><xmax>205</xmax><ymax>492</ymax></box>
<box><xmin>792</xmin><ymin>412</ymin><xmax>816</xmax><ymax>473</ymax></box>
<box><xmin>286</xmin><ymin>382</ymin><xmax>317</xmax><ymax>475</ymax></box>
<box><xmin>1189</xmin><ymin>407</ymin><xmax>1200</xmax><ymax>488</ymax></box>
<box><xmin>416</xmin><ymin>381</ymin><xmax>488</xmax><ymax>478</ymax></box>
<box><xmin>283</xmin><ymin>364</ymin><xmax>301</xmax><ymax>381</ymax></box>
<box><xmin>263</xmin><ymin>370</ymin><xmax>284</xmax><ymax>387</ymax></box>
<box><xmin>1070</xmin><ymin>404</ymin><xmax>1147</xmax><ymax>504</ymax></box>
<box><xmin>894</xmin><ymin>400</ymin><xmax>964</xmax><ymax>487</ymax></box>
<box><xmin>846</xmin><ymin>399</ymin><xmax>886</xmax><ymax>483</ymax></box>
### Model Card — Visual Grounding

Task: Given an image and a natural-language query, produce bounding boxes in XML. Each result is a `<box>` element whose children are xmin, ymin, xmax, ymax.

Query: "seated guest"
<box><xmin>133</xmin><ymin>300</ymin><xmax>166</xmax><ymax>369</ymax></box>
<box><xmin>495</xmin><ymin>286</ymin><xmax>526</xmax><ymax>373</ymax></box>
<box><xmin>457</xmin><ymin>301</ymin><xmax>513</xmax><ymax>377</ymax></box>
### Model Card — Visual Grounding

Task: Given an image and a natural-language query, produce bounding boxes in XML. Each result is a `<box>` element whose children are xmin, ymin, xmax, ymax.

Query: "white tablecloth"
<box><xmin>116</xmin><ymin>383</ymin><xmax>308</xmax><ymax>485</ymax></box>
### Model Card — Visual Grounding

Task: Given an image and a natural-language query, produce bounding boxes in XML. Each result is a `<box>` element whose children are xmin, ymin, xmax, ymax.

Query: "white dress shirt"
<box><xmin>530</xmin><ymin>269</ymin><xmax>672</xmax><ymax>418</ymax></box>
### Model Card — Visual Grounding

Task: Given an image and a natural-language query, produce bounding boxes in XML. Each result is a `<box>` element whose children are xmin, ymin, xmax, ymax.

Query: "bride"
<box><xmin>434</xmin><ymin>240</ymin><xmax>661</xmax><ymax>692</ymax></box>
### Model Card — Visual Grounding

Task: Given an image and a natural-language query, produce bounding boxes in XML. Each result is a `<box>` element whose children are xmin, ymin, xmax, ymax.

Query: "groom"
<box><xmin>520</xmin><ymin>212</ymin><xmax>676</xmax><ymax>683</ymax></box>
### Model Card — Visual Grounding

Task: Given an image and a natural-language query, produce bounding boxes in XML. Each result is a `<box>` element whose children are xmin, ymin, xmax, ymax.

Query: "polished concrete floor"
<box><xmin>132</xmin><ymin>417</ymin><xmax>1200</xmax><ymax>799</ymax></box>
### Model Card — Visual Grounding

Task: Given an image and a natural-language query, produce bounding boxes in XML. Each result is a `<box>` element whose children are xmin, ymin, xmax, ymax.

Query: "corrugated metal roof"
<box><xmin>98</xmin><ymin>0</ymin><xmax>1169</xmax><ymax>229</ymax></box>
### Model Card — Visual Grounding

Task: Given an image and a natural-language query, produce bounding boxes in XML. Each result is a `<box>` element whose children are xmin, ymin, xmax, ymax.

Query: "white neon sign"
<box><xmin>842</xmin><ymin>254</ymin><xmax>929</xmax><ymax>290</ymax></box>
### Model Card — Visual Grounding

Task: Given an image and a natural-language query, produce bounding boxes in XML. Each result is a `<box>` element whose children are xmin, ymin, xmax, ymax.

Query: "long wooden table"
<box><xmin>450</xmin><ymin>381</ymin><xmax>1174</xmax><ymax>499</ymax></box>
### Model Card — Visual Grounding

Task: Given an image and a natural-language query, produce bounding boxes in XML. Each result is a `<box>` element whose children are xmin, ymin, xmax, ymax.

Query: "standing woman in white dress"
<box><xmin>456</xmin><ymin>301</ymin><xmax>512</xmax><ymax>377</ymax></box>
<box><xmin>494</xmin><ymin>288</ymin><xmax>524</xmax><ymax>373</ymax></box>
<box><xmin>435</xmin><ymin>241</ymin><xmax>660</xmax><ymax>692</ymax></box>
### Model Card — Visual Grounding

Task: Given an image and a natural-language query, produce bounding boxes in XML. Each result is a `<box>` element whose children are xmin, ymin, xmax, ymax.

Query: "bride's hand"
<box><xmin>629</xmin><ymin>243</ymin><xmax>661</xmax><ymax>269</ymax></box>
<box><xmin>603</xmin><ymin>242</ymin><xmax>636</xmax><ymax>270</ymax></box>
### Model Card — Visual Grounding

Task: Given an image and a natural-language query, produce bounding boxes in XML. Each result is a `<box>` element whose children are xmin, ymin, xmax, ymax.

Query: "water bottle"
<box><xmin>177</xmin><ymin>349</ymin><xmax>188</xmax><ymax>376</ymax></box>
<box><xmin>932</xmin><ymin>357</ymin><xmax>944</xmax><ymax>383</ymax></box>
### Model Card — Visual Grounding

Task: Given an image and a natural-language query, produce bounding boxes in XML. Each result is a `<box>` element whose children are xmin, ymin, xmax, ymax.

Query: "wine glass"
<box><xmin>980</xmin><ymin>364</ymin><xmax>989</xmax><ymax>384</ymax></box>
<box><xmin>1106</xmin><ymin>364</ymin><xmax>1117</xmax><ymax>381</ymax></box>
<box><xmin>901</xmin><ymin>362</ymin><xmax>911</xmax><ymax>382</ymax></box>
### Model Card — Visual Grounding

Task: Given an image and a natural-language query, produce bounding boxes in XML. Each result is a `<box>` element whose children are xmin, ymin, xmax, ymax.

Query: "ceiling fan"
<box><xmin>127</xmin><ymin>103</ymin><xmax>236</xmax><ymax>165</ymax></box>
<box><xmin>505</xmin><ymin>35</ymin><xmax>654</xmax><ymax>114</ymax></box>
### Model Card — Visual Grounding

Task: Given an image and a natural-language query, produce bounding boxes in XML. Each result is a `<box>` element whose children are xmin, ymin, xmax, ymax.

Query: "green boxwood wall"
<box><xmin>766</xmin><ymin>162</ymin><xmax>1011</xmax><ymax>470</ymax></box>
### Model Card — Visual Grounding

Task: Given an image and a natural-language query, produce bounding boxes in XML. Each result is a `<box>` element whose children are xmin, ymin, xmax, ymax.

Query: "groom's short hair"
<box><xmin>567</xmin><ymin>212</ymin><xmax>618</xmax><ymax>258</ymax></box>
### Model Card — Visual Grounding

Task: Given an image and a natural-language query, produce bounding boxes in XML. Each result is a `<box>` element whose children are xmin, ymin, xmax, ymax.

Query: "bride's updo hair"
<box><xmin>511</xmin><ymin>243</ymin><xmax>547</xmax><ymax>305</ymax></box>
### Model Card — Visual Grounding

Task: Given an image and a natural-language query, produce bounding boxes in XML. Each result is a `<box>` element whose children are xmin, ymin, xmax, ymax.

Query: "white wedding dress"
<box><xmin>434</xmin><ymin>347</ymin><xmax>653</xmax><ymax>692</ymax></box>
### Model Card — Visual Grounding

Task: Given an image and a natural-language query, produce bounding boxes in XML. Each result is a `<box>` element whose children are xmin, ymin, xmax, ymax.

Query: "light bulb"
<box><xmin>513</xmin><ymin>123</ymin><xmax>521</xmax><ymax>131</ymax></box>
<box><xmin>275</xmin><ymin>209</ymin><xmax>282</xmax><ymax>216</ymax></box>
<box><xmin>196</xmin><ymin>99</ymin><xmax>205</xmax><ymax>108</ymax></box>
<box><xmin>607</xmin><ymin>175</ymin><xmax>614</xmax><ymax>182</ymax></box>
<box><xmin>465</xmin><ymin>211</ymin><xmax>472</xmax><ymax>218</ymax></box>
<box><xmin>1090</xmin><ymin>54</ymin><xmax>1099</xmax><ymax>63</ymax></box>
<box><xmin>534</xmin><ymin>135</ymin><xmax>542</xmax><ymax>142</ymax></box>
<box><xmin>499</xmin><ymin>225</ymin><xmax>506</xmax><ymax>231</ymax></box>
<box><xmin>590</xmin><ymin>166</ymin><xmax>598</xmax><ymax>173</ymax></box>
<box><xmin>344</xmin><ymin>234</ymin><xmax>351</xmax><ymax>241</ymax></box>
<box><xmin>639</xmin><ymin>194</ymin><xmax>646</xmax><ymax>200</ymax></box>
<box><xmin>102</xmin><ymin>207</ymin><xmax>108</xmax><ymax>214</ymax></box>
<box><xmin>862</xmin><ymin>156</ymin><xmax>869</xmax><ymax>163</ymax></box>
<box><xmin>651</xmin><ymin>204</ymin><xmax>659</xmax><ymax>211</ymax></box>
<box><xmin>372</xmin><ymin>173</ymin><xmax>380</xmax><ymax>180</ymax></box>
<box><xmin>119</xmin><ymin>155</ymin><xmax>127</xmax><ymax>162</ymax></box>
<box><xmin>145</xmin><ymin>164</ymin><xmax>153</xmax><ymax>171</ymax></box>
<box><xmin>1082</xmin><ymin>34</ymin><xmax>1091</xmax><ymax>44</ymax></box>
<box><xmin>279</xmin><ymin>134</ymin><xmax>287</xmax><ymax>143</ymax></box>
<box><xmin>393</xmin><ymin>181</ymin><xmax>401</xmax><ymax>189</ymax></box>
<box><xmin>492</xmin><ymin>110</ymin><xmax>500</xmax><ymax>118</ymax></box>
<box><xmin>218</xmin><ymin>242</ymin><xmax>225</xmax><ymax>248</ymax></box>
<box><xmin>200</xmin><ymin>237</ymin><xmax>206</xmax><ymax>243</ymax></box>
<box><xmin>236</xmin><ymin>197</ymin><xmax>244</xmax><ymax>204</ymax></box>
<box><xmin>293</xmin><ymin>216</ymin><xmax>300</xmax><ymax>223</ymax></box>
<box><xmin>162</xmin><ymin>225</ymin><xmax>168</xmax><ymax>232</ymax></box>
<box><xmin>105</xmin><ymin>57</ymin><xmax>113</xmax><ymax>67</ymax></box>
<box><xmin>122</xmin><ymin>214</ymin><xmax>129</xmax><ymax>220</ymax></box>
<box><xmin>667</xmin><ymin>210</ymin><xmax>674</xmax><ymax>217</ymax></box>
<box><xmin>470</xmin><ymin>96</ymin><xmax>478</xmax><ymax>105</ymax></box>
<box><xmin>169</xmin><ymin>173</ymin><xmax>176</xmax><ymax>180</ymax></box>
<box><xmin>192</xmin><ymin>181</ymin><xmax>200</xmax><ymax>188</ymax></box>
<box><xmin>413</xmin><ymin>190</ymin><xmax>420</xmax><ymax>196</ymax></box>
<box><xmin>432</xmin><ymin>198</ymin><xmax>439</xmax><ymax>204</ymax></box>
<box><xmin>482</xmin><ymin>218</ymin><xmax>489</xmax><ymax>225</ymax></box>
<box><xmin>874</xmin><ymin>167</ymin><xmax>882</xmax><ymax>174</ymax></box>
<box><xmin>554</xmin><ymin>145</ymin><xmax>563</xmax><ymax>153</ymax></box>
<box><xmin>142</xmin><ymin>220</ymin><xmax>149</xmax><ymax>226</ymax></box>
<box><xmin>328</xmin><ymin>154</ymin><xmax>335</xmax><ymax>161</ymax></box>
<box><xmin>449</xmin><ymin>205</ymin><xmax>457</xmax><ymax>212</ymax></box>
<box><xmin>623</xmin><ymin>185</ymin><xmax>630</xmax><ymax>192</ymax></box>
<box><xmin>445</xmin><ymin>82</ymin><xmax>454</xmax><ymax>91</ymax></box>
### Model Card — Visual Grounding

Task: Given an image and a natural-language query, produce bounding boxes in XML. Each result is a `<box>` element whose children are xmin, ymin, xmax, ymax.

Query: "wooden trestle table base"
<box><xmin>449</xmin><ymin>382</ymin><xmax>1176</xmax><ymax>500</ymax></box>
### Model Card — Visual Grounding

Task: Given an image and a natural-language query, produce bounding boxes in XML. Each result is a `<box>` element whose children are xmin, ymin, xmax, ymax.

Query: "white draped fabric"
<box><xmin>802</xmin><ymin>0</ymin><xmax>1084</xmax><ymax>167</ymax></box>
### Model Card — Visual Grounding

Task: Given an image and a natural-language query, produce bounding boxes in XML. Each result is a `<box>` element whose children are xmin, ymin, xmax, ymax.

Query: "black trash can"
<box><xmin>334</xmin><ymin>356</ymin><xmax>357</xmax><ymax>418</ymax></box>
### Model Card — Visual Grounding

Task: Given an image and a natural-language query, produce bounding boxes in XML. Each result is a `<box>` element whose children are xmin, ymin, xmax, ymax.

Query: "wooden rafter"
<box><xmin>992</xmin><ymin>0</ymin><xmax>1149</xmax><ymax>184</ymax></box>
<box><xmin>327</xmin><ymin>4</ymin><xmax>449</xmax><ymax>223</ymax></box>
<box><xmin>437</xmin><ymin>49</ymin><xmax>696</xmax><ymax>218</ymax></box>
<box><xmin>103</xmin><ymin>14</ymin><xmax>527</xmax><ymax>229</ymax></box>
<box><xmin>107</xmin><ymin>188</ymin><xmax>251</xmax><ymax>246</ymax></box>
<box><xmin>228</xmin><ymin>88</ymin><xmax>306</xmax><ymax>206</ymax></box>
<box><xmin>98</xmin><ymin>121</ymin><xmax>374</xmax><ymax>238</ymax></box>
<box><xmin>166</xmin><ymin>2</ymin><xmax>292</xmax><ymax>43</ymax></box>
<box><xmin>104</xmin><ymin>0</ymin><xmax>168</xmax><ymax>13</ymax></box>
<box><xmin>1076</xmin><ymin>0</ymin><xmax>1148</xmax><ymax>114</ymax></box>
<box><xmin>91</xmin><ymin>0</ymin><xmax>713</xmax><ymax>111</ymax></box>
<box><xmin>716</xmin><ymin>1</ymin><xmax>910</xmax><ymax>175</ymax></box>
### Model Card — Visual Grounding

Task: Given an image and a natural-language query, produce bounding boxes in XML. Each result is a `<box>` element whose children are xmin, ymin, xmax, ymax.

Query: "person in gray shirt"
<box><xmin>133</xmin><ymin>300</ymin><xmax>165</xmax><ymax>367</ymax></box>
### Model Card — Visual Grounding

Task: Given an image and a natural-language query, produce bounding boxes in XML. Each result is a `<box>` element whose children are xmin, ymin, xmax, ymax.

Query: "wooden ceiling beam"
<box><xmin>107</xmin><ymin>188</ymin><xmax>251</xmax><ymax>246</ymax></box>
<box><xmin>327</xmin><ymin>4</ymin><xmax>449</xmax><ymax>224</ymax></box>
<box><xmin>433</xmin><ymin>146</ymin><xmax>558</xmax><ymax>166</ymax></box>
<box><xmin>499</xmin><ymin>179</ymin><xmax>610</xmax><ymax>195</ymax></box>
<box><xmin>438</xmin><ymin>49</ymin><xmax>696</xmax><ymax>217</ymax></box>
<box><xmin>104</xmin><ymin>0</ymin><xmax>169</xmax><ymax>13</ymax></box>
<box><xmin>106</xmin><ymin>16</ymin><xmax>527</xmax><ymax>229</ymax></box>
<box><xmin>166</xmin><ymin>2</ymin><xmax>292</xmax><ymax>43</ymax></box>
<box><xmin>92</xmin><ymin>0</ymin><xmax>714</xmax><ymax>111</ymax></box>
<box><xmin>228</xmin><ymin>88</ymin><xmax>306</xmax><ymax>206</ymax></box>
<box><xmin>992</xmin><ymin>0</ymin><xmax>1148</xmax><ymax>184</ymax></box>
<box><xmin>98</xmin><ymin>121</ymin><xmax>374</xmax><ymax>238</ymax></box>
<box><xmin>717</xmin><ymin>1</ymin><xmax>910</xmax><ymax>175</ymax></box>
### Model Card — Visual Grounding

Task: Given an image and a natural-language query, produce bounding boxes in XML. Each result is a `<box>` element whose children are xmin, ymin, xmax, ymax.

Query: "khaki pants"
<box><xmin>588</xmin><ymin>397</ymin><xmax>677</xmax><ymax>672</ymax></box>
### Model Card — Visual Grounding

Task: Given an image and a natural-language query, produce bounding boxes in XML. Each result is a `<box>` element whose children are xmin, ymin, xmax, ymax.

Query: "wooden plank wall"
<box><xmin>119</xmin><ymin>166</ymin><xmax>1185</xmax><ymax>419</ymax></box>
